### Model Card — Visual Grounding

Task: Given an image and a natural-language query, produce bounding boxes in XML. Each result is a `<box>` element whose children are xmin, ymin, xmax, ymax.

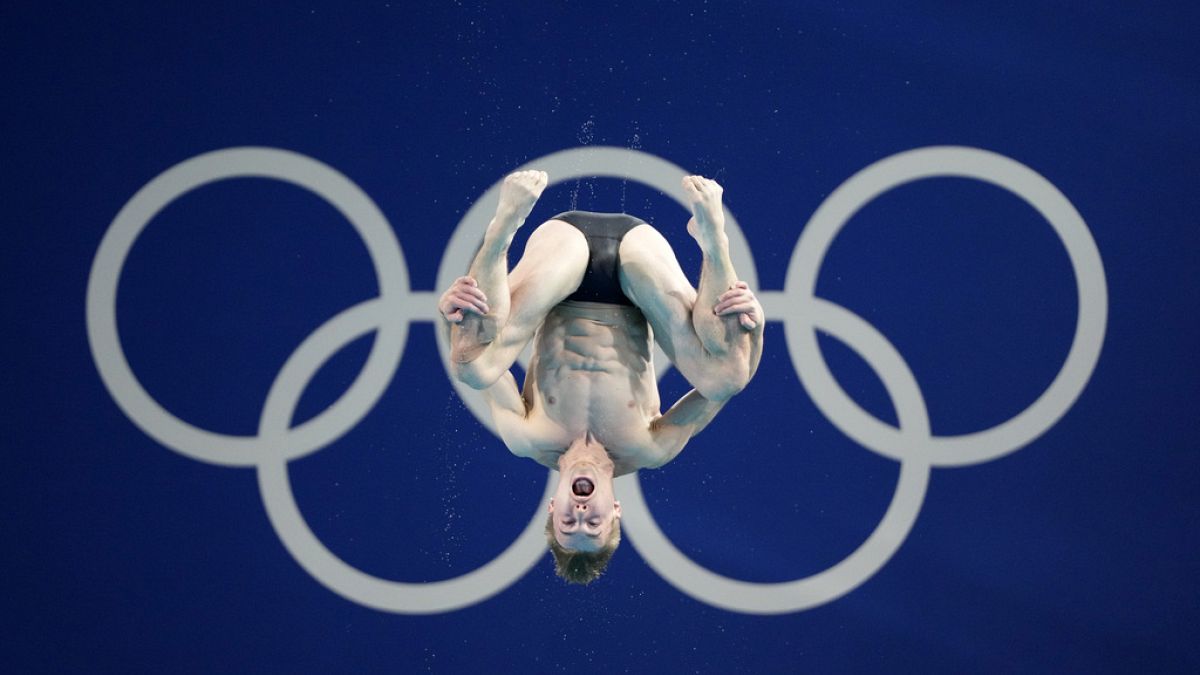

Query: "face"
<box><xmin>548</xmin><ymin>464</ymin><xmax>621</xmax><ymax>552</ymax></box>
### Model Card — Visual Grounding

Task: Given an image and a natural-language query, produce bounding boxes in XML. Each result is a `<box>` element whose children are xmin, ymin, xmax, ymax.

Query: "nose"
<box><xmin>574</xmin><ymin>502</ymin><xmax>588</xmax><ymax>512</ymax></box>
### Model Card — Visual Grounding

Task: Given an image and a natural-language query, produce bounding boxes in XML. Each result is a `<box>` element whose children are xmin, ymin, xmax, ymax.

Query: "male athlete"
<box><xmin>438</xmin><ymin>170</ymin><xmax>763</xmax><ymax>584</ymax></box>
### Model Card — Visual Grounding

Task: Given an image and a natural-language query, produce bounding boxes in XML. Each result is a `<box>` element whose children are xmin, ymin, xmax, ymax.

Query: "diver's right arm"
<box><xmin>481</xmin><ymin>371</ymin><xmax>535</xmax><ymax>458</ymax></box>
<box><xmin>643</xmin><ymin>389</ymin><xmax>726</xmax><ymax>468</ymax></box>
<box><xmin>478</xmin><ymin>370</ymin><xmax>567</xmax><ymax>464</ymax></box>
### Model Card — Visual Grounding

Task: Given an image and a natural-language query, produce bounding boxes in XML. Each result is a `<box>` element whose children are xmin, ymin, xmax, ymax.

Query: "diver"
<box><xmin>438</xmin><ymin>170</ymin><xmax>763</xmax><ymax>584</ymax></box>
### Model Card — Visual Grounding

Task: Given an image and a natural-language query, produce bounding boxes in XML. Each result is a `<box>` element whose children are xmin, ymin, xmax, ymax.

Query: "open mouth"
<box><xmin>572</xmin><ymin>477</ymin><xmax>595</xmax><ymax>497</ymax></box>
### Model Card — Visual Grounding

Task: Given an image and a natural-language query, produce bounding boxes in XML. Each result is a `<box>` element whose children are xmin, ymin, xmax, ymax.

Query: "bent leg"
<box><xmin>450</xmin><ymin>171</ymin><xmax>544</xmax><ymax>364</ymax></box>
<box><xmin>619</xmin><ymin>223</ymin><xmax>761</xmax><ymax>401</ymax></box>
<box><xmin>452</xmin><ymin>218</ymin><xmax>587</xmax><ymax>388</ymax></box>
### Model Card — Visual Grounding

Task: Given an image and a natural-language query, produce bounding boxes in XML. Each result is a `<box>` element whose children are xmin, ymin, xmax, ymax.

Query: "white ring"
<box><xmin>85</xmin><ymin>147</ymin><xmax>410</xmax><ymax>466</ymax></box>
<box><xmin>784</xmin><ymin>146</ymin><xmax>1107</xmax><ymax>466</ymax></box>
<box><xmin>255</xmin><ymin>297</ymin><xmax>557</xmax><ymax>613</ymax></box>
<box><xmin>620</xmin><ymin>298</ymin><xmax>932</xmax><ymax>613</ymax></box>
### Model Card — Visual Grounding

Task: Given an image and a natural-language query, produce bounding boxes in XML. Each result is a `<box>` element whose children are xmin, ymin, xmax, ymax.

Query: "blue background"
<box><xmin>4</xmin><ymin>1</ymin><xmax>1198</xmax><ymax>672</ymax></box>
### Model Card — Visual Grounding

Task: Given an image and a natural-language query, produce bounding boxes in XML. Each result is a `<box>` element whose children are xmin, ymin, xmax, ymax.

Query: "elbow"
<box><xmin>452</xmin><ymin>360</ymin><xmax>502</xmax><ymax>390</ymax></box>
<box><xmin>698</xmin><ymin>362</ymin><xmax>750</xmax><ymax>403</ymax></box>
<box><xmin>702</xmin><ymin>383</ymin><xmax>743</xmax><ymax>404</ymax></box>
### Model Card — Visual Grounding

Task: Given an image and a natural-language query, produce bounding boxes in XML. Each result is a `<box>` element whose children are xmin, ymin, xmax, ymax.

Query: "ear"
<box><xmin>547</xmin><ymin>498</ymin><xmax>555</xmax><ymax>513</ymax></box>
<box><xmin>613</xmin><ymin>500</ymin><xmax>622</xmax><ymax>518</ymax></box>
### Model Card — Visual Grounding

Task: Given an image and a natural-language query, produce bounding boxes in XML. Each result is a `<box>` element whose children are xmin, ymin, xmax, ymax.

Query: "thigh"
<box><xmin>617</xmin><ymin>224</ymin><xmax>700</xmax><ymax>365</ymax></box>
<box><xmin>504</xmin><ymin>219</ymin><xmax>589</xmax><ymax>340</ymax></box>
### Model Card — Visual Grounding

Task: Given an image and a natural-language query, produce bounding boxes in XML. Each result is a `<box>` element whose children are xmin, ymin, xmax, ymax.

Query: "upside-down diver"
<box><xmin>439</xmin><ymin>170</ymin><xmax>763</xmax><ymax>584</ymax></box>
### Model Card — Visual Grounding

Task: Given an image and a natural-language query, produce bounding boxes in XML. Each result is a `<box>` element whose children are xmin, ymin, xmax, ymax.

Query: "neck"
<box><xmin>557</xmin><ymin>434</ymin><xmax>614</xmax><ymax>476</ymax></box>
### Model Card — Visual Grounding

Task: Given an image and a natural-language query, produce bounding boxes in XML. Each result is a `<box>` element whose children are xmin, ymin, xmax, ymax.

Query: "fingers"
<box><xmin>715</xmin><ymin>300</ymin><xmax>757</xmax><ymax>316</ymax></box>
<box><xmin>453</xmin><ymin>277</ymin><xmax>485</xmax><ymax>298</ymax></box>
<box><xmin>712</xmin><ymin>281</ymin><xmax>761</xmax><ymax>331</ymax></box>
<box><xmin>447</xmin><ymin>291</ymin><xmax>489</xmax><ymax>316</ymax></box>
<box><xmin>440</xmin><ymin>298</ymin><xmax>485</xmax><ymax>322</ymax></box>
<box><xmin>713</xmin><ymin>283</ymin><xmax>754</xmax><ymax>314</ymax></box>
<box><xmin>440</xmin><ymin>276</ymin><xmax>489</xmax><ymax>321</ymax></box>
<box><xmin>456</xmin><ymin>281</ymin><xmax>488</xmax><ymax>305</ymax></box>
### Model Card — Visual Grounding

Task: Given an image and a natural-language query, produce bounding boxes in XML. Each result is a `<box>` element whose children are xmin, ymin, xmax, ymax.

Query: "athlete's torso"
<box><xmin>521</xmin><ymin>212</ymin><xmax>663</xmax><ymax>475</ymax></box>
<box><xmin>524</xmin><ymin>301</ymin><xmax>662</xmax><ymax>476</ymax></box>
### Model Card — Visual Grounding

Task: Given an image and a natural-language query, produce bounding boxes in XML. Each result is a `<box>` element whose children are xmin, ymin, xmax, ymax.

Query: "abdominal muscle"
<box><xmin>525</xmin><ymin>301</ymin><xmax>661</xmax><ymax>471</ymax></box>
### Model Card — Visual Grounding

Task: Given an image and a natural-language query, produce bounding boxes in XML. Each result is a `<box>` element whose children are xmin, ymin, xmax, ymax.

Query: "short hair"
<box><xmin>544</xmin><ymin>512</ymin><xmax>621</xmax><ymax>585</ymax></box>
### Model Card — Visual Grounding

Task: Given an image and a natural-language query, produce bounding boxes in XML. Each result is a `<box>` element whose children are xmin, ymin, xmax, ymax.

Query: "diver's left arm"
<box><xmin>481</xmin><ymin>371</ymin><xmax>535</xmax><ymax>458</ymax></box>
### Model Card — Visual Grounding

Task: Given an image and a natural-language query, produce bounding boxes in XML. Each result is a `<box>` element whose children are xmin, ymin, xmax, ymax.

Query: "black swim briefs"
<box><xmin>551</xmin><ymin>211</ymin><xmax>646</xmax><ymax>306</ymax></box>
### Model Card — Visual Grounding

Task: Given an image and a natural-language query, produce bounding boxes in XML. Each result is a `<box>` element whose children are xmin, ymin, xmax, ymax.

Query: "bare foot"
<box><xmin>488</xmin><ymin>170</ymin><xmax>549</xmax><ymax>242</ymax></box>
<box><xmin>682</xmin><ymin>175</ymin><xmax>726</xmax><ymax>248</ymax></box>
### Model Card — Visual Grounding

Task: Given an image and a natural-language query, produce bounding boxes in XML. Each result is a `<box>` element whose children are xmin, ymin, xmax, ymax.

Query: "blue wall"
<box><xmin>4</xmin><ymin>2</ymin><xmax>1198</xmax><ymax>672</ymax></box>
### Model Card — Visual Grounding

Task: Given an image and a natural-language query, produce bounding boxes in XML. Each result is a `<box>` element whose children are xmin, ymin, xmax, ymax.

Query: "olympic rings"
<box><xmin>86</xmin><ymin>145</ymin><xmax>1107</xmax><ymax>614</ymax></box>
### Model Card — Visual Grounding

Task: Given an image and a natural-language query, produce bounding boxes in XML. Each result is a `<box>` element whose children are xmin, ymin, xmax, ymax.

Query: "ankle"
<box><xmin>698</xmin><ymin>232</ymin><xmax>730</xmax><ymax>258</ymax></box>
